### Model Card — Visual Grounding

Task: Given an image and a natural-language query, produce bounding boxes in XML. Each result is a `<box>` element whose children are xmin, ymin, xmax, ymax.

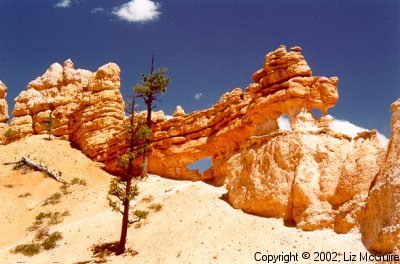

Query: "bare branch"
<box><xmin>128</xmin><ymin>216</ymin><xmax>141</xmax><ymax>224</ymax></box>
<box><xmin>3</xmin><ymin>161</ymin><xmax>20</xmax><ymax>165</ymax></box>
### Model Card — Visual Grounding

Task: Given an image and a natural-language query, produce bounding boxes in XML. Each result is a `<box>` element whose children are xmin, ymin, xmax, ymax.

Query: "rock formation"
<box><xmin>105</xmin><ymin>46</ymin><xmax>341</xmax><ymax>180</ymax></box>
<box><xmin>101</xmin><ymin>45</ymin><xmax>385</xmax><ymax>231</ymax></box>
<box><xmin>10</xmin><ymin>59</ymin><xmax>124</xmax><ymax>160</ymax></box>
<box><xmin>173</xmin><ymin>105</ymin><xmax>185</xmax><ymax>117</ymax></box>
<box><xmin>361</xmin><ymin>99</ymin><xmax>400</xmax><ymax>253</ymax></box>
<box><xmin>0</xmin><ymin>81</ymin><xmax>9</xmax><ymax>144</ymax></box>
<box><xmin>226</xmin><ymin>128</ymin><xmax>384</xmax><ymax>231</ymax></box>
<box><xmin>221</xmin><ymin>47</ymin><xmax>385</xmax><ymax>231</ymax></box>
<box><xmin>0</xmin><ymin>45</ymin><xmax>391</xmax><ymax>235</ymax></box>
<box><xmin>0</xmin><ymin>81</ymin><xmax>8</xmax><ymax>123</ymax></box>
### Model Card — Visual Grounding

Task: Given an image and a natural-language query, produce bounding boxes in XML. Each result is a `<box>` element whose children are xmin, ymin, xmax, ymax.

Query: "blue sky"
<box><xmin>0</xmin><ymin>0</ymin><xmax>399</xmax><ymax>137</ymax></box>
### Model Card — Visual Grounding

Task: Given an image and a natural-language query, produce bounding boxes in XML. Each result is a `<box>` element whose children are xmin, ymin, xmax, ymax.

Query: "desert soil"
<box><xmin>0</xmin><ymin>135</ymin><xmax>371</xmax><ymax>263</ymax></box>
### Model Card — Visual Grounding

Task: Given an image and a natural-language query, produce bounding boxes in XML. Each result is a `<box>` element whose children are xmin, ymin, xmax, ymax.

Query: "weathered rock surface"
<box><xmin>101</xmin><ymin>46</ymin><xmax>386</xmax><ymax>231</ymax></box>
<box><xmin>10</xmin><ymin>60</ymin><xmax>124</xmax><ymax>160</ymax></box>
<box><xmin>105</xmin><ymin>45</ymin><xmax>340</xmax><ymax>181</ymax></box>
<box><xmin>0</xmin><ymin>81</ymin><xmax>10</xmax><ymax>144</ymax></box>
<box><xmin>95</xmin><ymin>46</ymin><xmax>385</xmax><ymax>232</ymax></box>
<box><xmin>173</xmin><ymin>105</ymin><xmax>185</xmax><ymax>117</ymax></box>
<box><xmin>0</xmin><ymin>123</ymin><xmax>9</xmax><ymax>145</ymax></box>
<box><xmin>226</xmin><ymin>128</ymin><xmax>384</xmax><ymax>231</ymax></box>
<box><xmin>1</xmin><ymin>45</ymin><xmax>390</xmax><ymax>235</ymax></box>
<box><xmin>362</xmin><ymin>99</ymin><xmax>400</xmax><ymax>253</ymax></box>
<box><xmin>0</xmin><ymin>81</ymin><xmax>9</xmax><ymax>123</ymax></box>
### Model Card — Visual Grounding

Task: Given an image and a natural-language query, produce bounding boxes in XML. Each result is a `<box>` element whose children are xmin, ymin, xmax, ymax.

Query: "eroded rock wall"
<box><xmin>0</xmin><ymin>81</ymin><xmax>8</xmax><ymax>123</ymax></box>
<box><xmin>0</xmin><ymin>81</ymin><xmax>9</xmax><ymax>144</ymax></box>
<box><xmin>226</xmin><ymin>126</ymin><xmax>385</xmax><ymax>231</ymax></box>
<box><xmin>100</xmin><ymin>46</ymin><xmax>386</xmax><ymax>232</ymax></box>
<box><xmin>361</xmin><ymin>99</ymin><xmax>400</xmax><ymax>253</ymax></box>
<box><xmin>104</xmin><ymin>46</ymin><xmax>340</xmax><ymax>181</ymax></box>
<box><xmin>1</xmin><ymin>45</ymin><xmax>390</xmax><ymax>236</ymax></box>
<box><xmin>10</xmin><ymin>60</ymin><xmax>124</xmax><ymax>161</ymax></box>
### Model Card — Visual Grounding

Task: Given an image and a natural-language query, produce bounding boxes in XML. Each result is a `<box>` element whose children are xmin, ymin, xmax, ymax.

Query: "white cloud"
<box><xmin>113</xmin><ymin>0</ymin><xmax>161</xmax><ymax>23</ymax></box>
<box><xmin>194</xmin><ymin>92</ymin><xmax>203</xmax><ymax>100</ymax></box>
<box><xmin>329</xmin><ymin>119</ymin><xmax>388</xmax><ymax>147</ymax></box>
<box><xmin>91</xmin><ymin>7</ymin><xmax>105</xmax><ymax>14</ymax></box>
<box><xmin>277</xmin><ymin>116</ymin><xmax>388</xmax><ymax>147</ymax></box>
<box><xmin>55</xmin><ymin>0</ymin><xmax>72</xmax><ymax>8</ymax></box>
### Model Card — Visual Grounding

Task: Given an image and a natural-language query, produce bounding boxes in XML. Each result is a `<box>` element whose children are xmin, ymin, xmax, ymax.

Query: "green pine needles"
<box><xmin>133</xmin><ymin>67</ymin><xmax>170</xmax><ymax>177</ymax></box>
<box><xmin>107</xmin><ymin>96</ymin><xmax>150</xmax><ymax>255</ymax></box>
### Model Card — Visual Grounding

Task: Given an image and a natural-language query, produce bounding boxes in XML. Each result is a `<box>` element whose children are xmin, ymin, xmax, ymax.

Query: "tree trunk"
<box><xmin>142</xmin><ymin>146</ymin><xmax>148</xmax><ymax>177</ymax></box>
<box><xmin>142</xmin><ymin>101</ymin><xmax>152</xmax><ymax>177</ymax></box>
<box><xmin>16</xmin><ymin>156</ymin><xmax>67</xmax><ymax>184</ymax></box>
<box><xmin>116</xmin><ymin>175</ymin><xmax>131</xmax><ymax>255</ymax></box>
<box><xmin>142</xmin><ymin>50</ymin><xmax>155</xmax><ymax>178</ymax></box>
<box><xmin>116</xmin><ymin>96</ymin><xmax>136</xmax><ymax>255</ymax></box>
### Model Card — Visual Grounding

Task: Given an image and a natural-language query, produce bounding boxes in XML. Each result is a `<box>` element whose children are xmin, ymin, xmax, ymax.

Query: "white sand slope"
<box><xmin>0</xmin><ymin>135</ymin><xmax>370</xmax><ymax>263</ymax></box>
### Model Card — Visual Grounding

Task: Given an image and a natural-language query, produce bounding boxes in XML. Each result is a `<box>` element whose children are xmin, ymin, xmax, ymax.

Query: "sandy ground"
<box><xmin>0</xmin><ymin>135</ymin><xmax>372</xmax><ymax>263</ymax></box>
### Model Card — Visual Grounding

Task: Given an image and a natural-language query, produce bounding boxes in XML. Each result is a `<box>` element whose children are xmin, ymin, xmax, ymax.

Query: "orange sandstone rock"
<box><xmin>226</xmin><ymin>129</ymin><xmax>384</xmax><ymax>231</ymax></box>
<box><xmin>10</xmin><ymin>60</ymin><xmax>124</xmax><ymax>160</ymax></box>
<box><xmin>0</xmin><ymin>123</ymin><xmax>9</xmax><ymax>145</ymax></box>
<box><xmin>362</xmin><ymin>99</ymin><xmax>400</xmax><ymax>253</ymax></box>
<box><xmin>252</xmin><ymin>45</ymin><xmax>311</xmax><ymax>86</ymax></box>
<box><xmin>173</xmin><ymin>105</ymin><xmax>185</xmax><ymax>117</ymax></box>
<box><xmin>105</xmin><ymin>46</ymin><xmax>340</xmax><ymax>181</ymax></box>
<box><xmin>0</xmin><ymin>81</ymin><xmax>9</xmax><ymax>123</ymax></box>
<box><xmin>3</xmin><ymin>46</ymin><xmax>388</xmax><ymax>235</ymax></box>
<box><xmin>99</xmin><ymin>45</ymin><xmax>382</xmax><ymax>232</ymax></box>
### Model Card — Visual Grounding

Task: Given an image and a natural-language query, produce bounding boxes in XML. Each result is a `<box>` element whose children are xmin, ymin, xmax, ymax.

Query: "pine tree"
<box><xmin>45</xmin><ymin>111</ymin><xmax>54</xmax><ymax>140</ymax></box>
<box><xmin>4</xmin><ymin>128</ymin><xmax>16</xmax><ymax>143</ymax></box>
<box><xmin>107</xmin><ymin>96</ymin><xmax>150</xmax><ymax>255</ymax></box>
<box><xmin>133</xmin><ymin>51</ymin><xmax>170</xmax><ymax>177</ymax></box>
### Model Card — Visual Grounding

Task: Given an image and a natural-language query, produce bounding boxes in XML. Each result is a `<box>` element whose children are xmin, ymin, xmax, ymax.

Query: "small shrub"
<box><xmin>48</xmin><ymin>212</ymin><xmax>63</xmax><ymax>225</ymax></box>
<box><xmin>141</xmin><ymin>195</ymin><xmax>154</xmax><ymax>203</ymax></box>
<box><xmin>59</xmin><ymin>184</ymin><xmax>71</xmax><ymax>195</ymax></box>
<box><xmin>35</xmin><ymin>227</ymin><xmax>49</xmax><ymax>240</ymax></box>
<box><xmin>35</xmin><ymin>212</ymin><xmax>51</xmax><ymax>221</ymax></box>
<box><xmin>27</xmin><ymin>224</ymin><xmax>41</xmax><ymax>232</ymax></box>
<box><xmin>62</xmin><ymin>210</ymin><xmax>70</xmax><ymax>217</ymax></box>
<box><xmin>12</xmin><ymin>243</ymin><xmax>41</xmax><ymax>256</ymax></box>
<box><xmin>31</xmin><ymin>210</ymin><xmax>69</xmax><ymax>227</ymax></box>
<box><xmin>18</xmin><ymin>192</ymin><xmax>32</xmax><ymax>198</ymax></box>
<box><xmin>41</xmin><ymin>232</ymin><xmax>63</xmax><ymax>250</ymax></box>
<box><xmin>48</xmin><ymin>210</ymin><xmax>69</xmax><ymax>225</ymax></box>
<box><xmin>134</xmin><ymin>222</ymin><xmax>142</xmax><ymax>229</ymax></box>
<box><xmin>148</xmin><ymin>203</ymin><xmax>162</xmax><ymax>212</ymax></box>
<box><xmin>71</xmin><ymin>177</ymin><xmax>87</xmax><ymax>186</ymax></box>
<box><xmin>4</xmin><ymin>128</ymin><xmax>16</xmax><ymax>141</ymax></box>
<box><xmin>71</xmin><ymin>178</ymin><xmax>80</xmax><ymax>185</ymax></box>
<box><xmin>133</xmin><ymin>210</ymin><xmax>149</xmax><ymax>220</ymax></box>
<box><xmin>12</xmin><ymin>164</ymin><xmax>33</xmax><ymax>174</ymax></box>
<box><xmin>42</xmin><ymin>193</ymin><xmax>62</xmax><ymax>206</ymax></box>
<box><xmin>33</xmin><ymin>219</ymin><xmax>44</xmax><ymax>226</ymax></box>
